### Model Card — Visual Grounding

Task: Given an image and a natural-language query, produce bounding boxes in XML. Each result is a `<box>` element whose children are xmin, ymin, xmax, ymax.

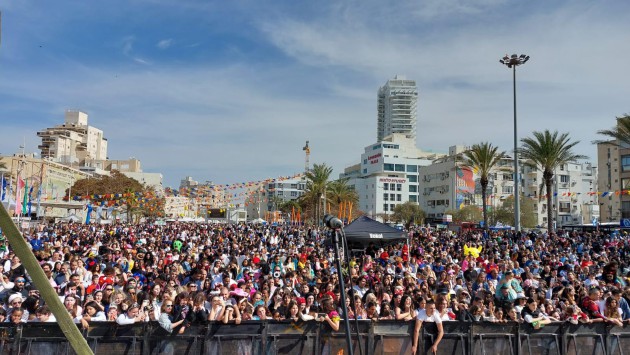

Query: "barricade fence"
<box><xmin>0</xmin><ymin>320</ymin><xmax>628</xmax><ymax>355</ymax></box>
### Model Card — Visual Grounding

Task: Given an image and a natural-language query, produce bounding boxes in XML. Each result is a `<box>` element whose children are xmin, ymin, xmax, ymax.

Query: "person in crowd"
<box><xmin>116</xmin><ymin>303</ymin><xmax>146</xmax><ymax>325</ymax></box>
<box><xmin>412</xmin><ymin>299</ymin><xmax>443</xmax><ymax>354</ymax></box>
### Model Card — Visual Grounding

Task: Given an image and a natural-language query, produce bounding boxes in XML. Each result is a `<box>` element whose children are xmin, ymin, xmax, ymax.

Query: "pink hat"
<box><xmin>230</xmin><ymin>288</ymin><xmax>248</xmax><ymax>298</ymax></box>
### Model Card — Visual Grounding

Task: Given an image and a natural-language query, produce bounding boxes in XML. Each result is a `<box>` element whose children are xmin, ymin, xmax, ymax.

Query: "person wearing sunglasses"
<box><xmin>158</xmin><ymin>301</ymin><xmax>186</xmax><ymax>334</ymax></box>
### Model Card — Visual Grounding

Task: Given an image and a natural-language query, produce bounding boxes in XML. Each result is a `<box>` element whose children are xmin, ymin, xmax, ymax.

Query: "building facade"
<box><xmin>0</xmin><ymin>155</ymin><xmax>90</xmax><ymax>219</ymax></box>
<box><xmin>597</xmin><ymin>141</ymin><xmax>626</xmax><ymax>222</ymax></box>
<box><xmin>37</xmin><ymin>110</ymin><xmax>108</xmax><ymax>165</ymax></box>
<box><xmin>341</xmin><ymin>134</ymin><xmax>443</xmax><ymax>222</ymax></box>
<box><xmin>522</xmin><ymin>162</ymin><xmax>598</xmax><ymax>228</ymax></box>
<box><xmin>377</xmin><ymin>75</ymin><xmax>418</xmax><ymax>142</ymax></box>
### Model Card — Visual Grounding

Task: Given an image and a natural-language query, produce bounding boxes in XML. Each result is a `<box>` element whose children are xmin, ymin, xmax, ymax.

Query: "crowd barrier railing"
<box><xmin>0</xmin><ymin>320</ymin><xmax>628</xmax><ymax>354</ymax></box>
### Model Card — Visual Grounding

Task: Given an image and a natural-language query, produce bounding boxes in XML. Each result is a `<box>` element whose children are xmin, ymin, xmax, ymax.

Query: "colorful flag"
<box><xmin>15</xmin><ymin>177</ymin><xmax>25</xmax><ymax>215</ymax></box>
<box><xmin>85</xmin><ymin>204</ymin><xmax>93</xmax><ymax>224</ymax></box>
<box><xmin>27</xmin><ymin>184</ymin><xmax>34</xmax><ymax>216</ymax></box>
<box><xmin>22</xmin><ymin>178</ymin><xmax>29</xmax><ymax>216</ymax></box>
<box><xmin>1</xmin><ymin>177</ymin><xmax>6</xmax><ymax>202</ymax></box>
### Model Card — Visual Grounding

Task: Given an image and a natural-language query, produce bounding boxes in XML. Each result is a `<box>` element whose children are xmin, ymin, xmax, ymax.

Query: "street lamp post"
<box><xmin>500</xmin><ymin>53</ymin><xmax>529</xmax><ymax>232</ymax></box>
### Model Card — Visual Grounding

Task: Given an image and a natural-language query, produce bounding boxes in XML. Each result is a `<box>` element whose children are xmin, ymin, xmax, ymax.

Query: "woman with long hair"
<box><xmin>395</xmin><ymin>294</ymin><xmax>416</xmax><ymax>321</ymax></box>
<box><xmin>604</xmin><ymin>297</ymin><xmax>624</xmax><ymax>327</ymax></box>
<box><xmin>521</xmin><ymin>298</ymin><xmax>552</xmax><ymax>329</ymax></box>
<box><xmin>317</xmin><ymin>297</ymin><xmax>340</xmax><ymax>331</ymax></box>
<box><xmin>285</xmin><ymin>300</ymin><xmax>301</xmax><ymax>322</ymax></box>
<box><xmin>80</xmin><ymin>301</ymin><xmax>106</xmax><ymax>329</ymax></box>
<box><xmin>207</xmin><ymin>294</ymin><xmax>225</xmax><ymax>322</ymax></box>
<box><xmin>63</xmin><ymin>295</ymin><xmax>82</xmax><ymax>322</ymax></box>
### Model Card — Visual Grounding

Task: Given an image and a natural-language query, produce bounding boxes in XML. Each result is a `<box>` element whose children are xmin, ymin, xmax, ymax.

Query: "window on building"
<box><xmin>502</xmin><ymin>186</ymin><xmax>513</xmax><ymax>194</ymax></box>
<box><xmin>390</xmin><ymin>204</ymin><xmax>395</xmax><ymax>211</ymax></box>
<box><xmin>407</xmin><ymin>175</ymin><xmax>418</xmax><ymax>183</ymax></box>
<box><xmin>395</xmin><ymin>164</ymin><xmax>405</xmax><ymax>172</ymax></box>
<box><xmin>384</xmin><ymin>184</ymin><xmax>389</xmax><ymax>191</ymax></box>
<box><xmin>291</xmin><ymin>191</ymin><xmax>297</xmax><ymax>197</ymax></box>
<box><xmin>396</xmin><ymin>184</ymin><xmax>402</xmax><ymax>191</ymax></box>
<box><xmin>390</xmin><ymin>183</ymin><xmax>396</xmax><ymax>190</ymax></box>
<box><xmin>622</xmin><ymin>155</ymin><xmax>630</xmax><ymax>172</ymax></box>
<box><xmin>409</xmin><ymin>195</ymin><xmax>417</xmax><ymax>202</ymax></box>
<box><xmin>622</xmin><ymin>201</ymin><xmax>630</xmax><ymax>213</ymax></box>
<box><xmin>390</xmin><ymin>193</ymin><xmax>395</xmax><ymax>200</ymax></box>
<box><xmin>397</xmin><ymin>194</ymin><xmax>402</xmax><ymax>201</ymax></box>
<box><xmin>277</xmin><ymin>191</ymin><xmax>283</xmax><ymax>196</ymax></box>
<box><xmin>384</xmin><ymin>163</ymin><xmax>395</xmax><ymax>171</ymax></box>
<box><xmin>363</xmin><ymin>169</ymin><xmax>367</xmax><ymax>174</ymax></box>
<box><xmin>407</xmin><ymin>165</ymin><xmax>418</xmax><ymax>173</ymax></box>
<box><xmin>560</xmin><ymin>175</ymin><xmax>569</xmax><ymax>183</ymax></box>
<box><xmin>383</xmin><ymin>204</ymin><xmax>388</xmax><ymax>211</ymax></box>
<box><xmin>383</xmin><ymin>194</ymin><xmax>389</xmax><ymax>201</ymax></box>
<box><xmin>503</xmin><ymin>174</ymin><xmax>513</xmax><ymax>181</ymax></box>
<box><xmin>409</xmin><ymin>185</ymin><xmax>417</xmax><ymax>193</ymax></box>
<box><xmin>622</xmin><ymin>178</ymin><xmax>630</xmax><ymax>190</ymax></box>
<box><xmin>363</xmin><ymin>159</ymin><xmax>368</xmax><ymax>164</ymax></box>
<box><xmin>559</xmin><ymin>202</ymin><xmax>570</xmax><ymax>213</ymax></box>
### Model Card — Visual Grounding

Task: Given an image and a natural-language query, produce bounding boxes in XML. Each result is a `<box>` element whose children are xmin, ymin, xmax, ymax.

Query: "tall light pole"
<box><xmin>500</xmin><ymin>54</ymin><xmax>529</xmax><ymax>232</ymax></box>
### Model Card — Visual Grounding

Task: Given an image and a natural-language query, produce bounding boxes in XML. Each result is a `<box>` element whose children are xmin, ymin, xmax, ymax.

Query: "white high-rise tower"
<box><xmin>377</xmin><ymin>75</ymin><xmax>418</xmax><ymax>142</ymax></box>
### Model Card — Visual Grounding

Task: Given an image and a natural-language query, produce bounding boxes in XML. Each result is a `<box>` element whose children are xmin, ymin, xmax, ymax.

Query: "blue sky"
<box><xmin>1</xmin><ymin>0</ymin><xmax>629</xmax><ymax>188</ymax></box>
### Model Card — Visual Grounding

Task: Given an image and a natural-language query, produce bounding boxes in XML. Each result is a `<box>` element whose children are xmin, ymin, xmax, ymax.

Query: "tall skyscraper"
<box><xmin>377</xmin><ymin>75</ymin><xmax>418</xmax><ymax>142</ymax></box>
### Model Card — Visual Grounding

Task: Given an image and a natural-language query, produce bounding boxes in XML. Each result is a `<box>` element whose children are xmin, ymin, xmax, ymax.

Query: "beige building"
<box><xmin>37</xmin><ymin>110</ymin><xmax>108</xmax><ymax>166</ymax></box>
<box><xmin>597</xmin><ymin>141</ymin><xmax>627</xmax><ymax>222</ymax></box>
<box><xmin>164</xmin><ymin>196</ymin><xmax>197</xmax><ymax>219</ymax></box>
<box><xmin>0</xmin><ymin>154</ymin><xmax>89</xmax><ymax>219</ymax></box>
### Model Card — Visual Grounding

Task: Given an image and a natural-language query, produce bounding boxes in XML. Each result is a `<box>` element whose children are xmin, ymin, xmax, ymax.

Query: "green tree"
<box><xmin>445</xmin><ymin>205</ymin><xmax>483</xmax><ymax>224</ymax></box>
<box><xmin>327</xmin><ymin>178</ymin><xmax>359</xmax><ymax>217</ymax></box>
<box><xmin>302</xmin><ymin>163</ymin><xmax>333</xmax><ymax>224</ymax></box>
<box><xmin>492</xmin><ymin>195</ymin><xmax>537</xmax><ymax>228</ymax></box>
<box><xmin>520</xmin><ymin>130</ymin><xmax>587</xmax><ymax>232</ymax></box>
<box><xmin>392</xmin><ymin>201</ymin><xmax>425</xmax><ymax>228</ymax></box>
<box><xmin>593</xmin><ymin>114</ymin><xmax>630</xmax><ymax>145</ymax></box>
<box><xmin>460</xmin><ymin>142</ymin><xmax>508</xmax><ymax>232</ymax></box>
<box><xmin>69</xmin><ymin>171</ymin><xmax>156</xmax><ymax>222</ymax></box>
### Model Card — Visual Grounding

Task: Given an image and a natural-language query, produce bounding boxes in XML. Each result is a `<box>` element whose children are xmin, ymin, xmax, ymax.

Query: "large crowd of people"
<box><xmin>0</xmin><ymin>220</ymin><xmax>629</xmax><ymax>350</ymax></box>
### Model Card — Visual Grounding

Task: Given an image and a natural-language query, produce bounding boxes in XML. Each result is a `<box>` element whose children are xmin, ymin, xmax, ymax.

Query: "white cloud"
<box><xmin>157</xmin><ymin>39</ymin><xmax>173</xmax><ymax>50</ymax></box>
<box><xmin>1</xmin><ymin>0</ymin><xmax>630</xmax><ymax>188</ymax></box>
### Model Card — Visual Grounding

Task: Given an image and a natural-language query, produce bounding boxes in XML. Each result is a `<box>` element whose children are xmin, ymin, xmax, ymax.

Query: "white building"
<box><xmin>245</xmin><ymin>177</ymin><xmax>305</xmax><ymax>220</ymax></box>
<box><xmin>522</xmin><ymin>162</ymin><xmax>598</xmax><ymax>228</ymax></box>
<box><xmin>164</xmin><ymin>196</ymin><xmax>196</xmax><ymax>219</ymax></box>
<box><xmin>38</xmin><ymin>110</ymin><xmax>108</xmax><ymax>165</ymax></box>
<box><xmin>123</xmin><ymin>172</ymin><xmax>164</xmax><ymax>196</ymax></box>
<box><xmin>377</xmin><ymin>75</ymin><xmax>418</xmax><ymax>142</ymax></box>
<box><xmin>418</xmin><ymin>146</ymin><xmax>516</xmax><ymax>222</ymax></box>
<box><xmin>341</xmin><ymin>134</ymin><xmax>443</xmax><ymax>221</ymax></box>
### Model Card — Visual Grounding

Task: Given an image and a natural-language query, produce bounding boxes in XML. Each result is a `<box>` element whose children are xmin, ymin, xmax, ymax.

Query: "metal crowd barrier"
<box><xmin>0</xmin><ymin>321</ymin><xmax>628</xmax><ymax>354</ymax></box>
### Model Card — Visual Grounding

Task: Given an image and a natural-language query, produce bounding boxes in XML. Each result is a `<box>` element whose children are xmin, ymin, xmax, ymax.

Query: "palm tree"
<box><xmin>327</xmin><ymin>178</ymin><xmax>359</xmax><ymax>218</ymax></box>
<box><xmin>460</xmin><ymin>142</ymin><xmax>508</xmax><ymax>232</ymax></box>
<box><xmin>520</xmin><ymin>130</ymin><xmax>587</xmax><ymax>232</ymax></box>
<box><xmin>593</xmin><ymin>114</ymin><xmax>630</xmax><ymax>145</ymax></box>
<box><xmin>304</xmin><ymin>163</ymin><xmax>333</xmax><ymax>224</ymax></box>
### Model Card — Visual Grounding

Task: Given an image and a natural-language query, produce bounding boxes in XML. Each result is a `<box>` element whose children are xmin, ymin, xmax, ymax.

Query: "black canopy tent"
<box><xmin>342</xmin><ymin>215</ymin><xmax>408</xmax><ymax>248</ymax></box>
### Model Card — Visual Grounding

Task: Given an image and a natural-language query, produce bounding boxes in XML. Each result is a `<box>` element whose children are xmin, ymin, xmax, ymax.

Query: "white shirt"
<box><xmin>416</xmin><ymin>309</ymin><xmax>442</xmax><ymax>323</ymax></box>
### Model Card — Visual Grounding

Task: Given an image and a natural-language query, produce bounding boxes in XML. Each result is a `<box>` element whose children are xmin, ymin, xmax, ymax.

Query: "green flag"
<box><xmin>22</xmin><ymin>179</ymin><xmax>28</xmax><ymax>215</ymax></box>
